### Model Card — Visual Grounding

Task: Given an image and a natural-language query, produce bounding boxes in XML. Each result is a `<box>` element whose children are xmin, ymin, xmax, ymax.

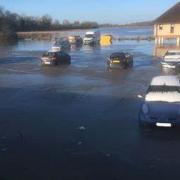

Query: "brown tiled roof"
<box><xmin>155</xmin><ymin>2</ymin><xmax>180</xmax><ymax>23</ymax></box>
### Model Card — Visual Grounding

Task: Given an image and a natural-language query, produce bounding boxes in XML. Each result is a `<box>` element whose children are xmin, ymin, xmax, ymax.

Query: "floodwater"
<box><xmin>0</xmin><ymin>28</ymin><xmax>180</xmax><ymax>180</ymax></box>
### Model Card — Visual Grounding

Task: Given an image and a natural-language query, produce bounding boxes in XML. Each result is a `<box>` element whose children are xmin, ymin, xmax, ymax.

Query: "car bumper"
<box><xmin>84</xmin><ymin>41</ymin><xmax>94</xmax><ymax>45</ymax></box>
<box><xmin>161</xmin><ymin>61</ymin><xmax>180</xmax><ymax>69</ymax></box>
<box><xmin>108</xmin><ymin>63</ymin><xmax>124</xmax><ymax>69</ymax></box>
<box><xmin>41</xmin><ymin>60</ymin><xmax>54</xmax><ymax>65</ymax></box>
<box><xmin>139</xmin><ymin>113</ymin><xmax>180</xmax><ymax>127</ymax></box>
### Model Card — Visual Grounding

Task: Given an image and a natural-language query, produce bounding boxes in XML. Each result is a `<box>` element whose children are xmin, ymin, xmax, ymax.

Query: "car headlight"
<box><xmin>142</xmin><ymin>103</ymin><xmax>149</xmax><ymax>114</ymax></box>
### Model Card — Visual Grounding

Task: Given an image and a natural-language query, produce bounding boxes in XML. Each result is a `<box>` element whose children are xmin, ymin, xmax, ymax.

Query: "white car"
<box><xmin>83</xmin><ymin>31</ymin><xmax>100</xmax><ymax>45</ymax></box>
<box><xmin>161</xmin><ymin>50</ymin><xmax>180</xmax><ymax>69</ymax></box>
<box><xmin>139</xmin><ymin>76</ymin><xmax>180</xmax><ymax>128</ymax></box>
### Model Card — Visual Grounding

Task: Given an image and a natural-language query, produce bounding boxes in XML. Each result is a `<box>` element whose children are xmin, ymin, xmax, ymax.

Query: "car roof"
<box><xmin>151</xmin><ymin>76</ymin><xmax>180</xmax><ymax>86</ymax></box>
<box><xmin>110</xmin><ymin>52</ymin><xmax>126</xmax><ymax>57</ymax></box>
<box><xmin>69</xmin><ymin>35</ymin><xmax>80</xmax><ymax>37</ymax></box>
<box><xmin>48</xmin><ymin>51</ymin><xmax>58</xmax><ymax>53</ymax></box>
<box><xmin>86</xmin><ymin>31</ymin><xmax>99</xmax><ymax>34</ymax></box>
<box><xmin>86</xmin><ymin>31</ymin><xmax>94</xmax><ymax>34</ymax></box>
<box><xmin>48</xmin><ymin>46</ymin><xmax>61</xmax><ymax>53</ymax></box>
<box><xmin>167</xmin><ymin>50</ymin><xmax>180</xmax><ymax>53</ymax></box>
<box><xmin>48</xmin><ymin>50</ymin><xmax>60</xmax><ymax>53</ymax></box>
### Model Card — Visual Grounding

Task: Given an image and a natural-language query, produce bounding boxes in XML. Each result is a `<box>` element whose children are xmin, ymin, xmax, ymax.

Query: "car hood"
<box><xmin>147</xmin><ymin>102</ymin><xmax>180</xmax><ymax>119</ymax></box>
<box><xmin>145</xmin><ymin>92</ymin><xmax>180</xmax><ymax>103</ymax></box>
<box><xmin>165</xmin><ymin>55</ymin><xmax>180</xmax><ymax>59</ymax></box>
<box><xmin>84</xmin><ymin>37</ymin><xmax>93</xmax><ymax>41</ymax></box>
<box><xmin>164</xmin><ymin>58</ymin><xmax>180</xmax><ymax>62</ymax></box>
<box><xmin>41</xmin><ymin>57</ymin><xmax>52</xmax><ymax>61</ymax></box>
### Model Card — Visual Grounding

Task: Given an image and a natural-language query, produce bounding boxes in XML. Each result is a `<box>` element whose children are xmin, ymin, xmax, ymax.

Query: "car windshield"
<box><xmin>45</xmin><ymin>52</ymin><xmax>56</xmax><ymax>57</ymax></box>
<box><xmin>166</xmin><ymin>52</ymin><xmax>180</xmax><ymax>56</ymax></box>
<box><xmin>110</xmin><ymin>53</ymin><xmax>125</xmax><ymax>60</ymax></box>
<box><xmin>54</xmin><ymin>38</ymin><xmax>67</xmax><ymax>45</ymax></box>
<box><xmin>85</xmin><ymin>34</ymin><xmax>94</xmax><ymax>38</ymax></box>
<box><xmin>147</xmin><ymin>85</ymin><xmax>180</xmax><ymax>93</ymax></box>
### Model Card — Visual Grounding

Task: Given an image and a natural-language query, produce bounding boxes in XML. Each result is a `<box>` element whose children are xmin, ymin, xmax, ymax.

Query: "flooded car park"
<box><xmin>1</xmin><ymin>37</ymin><xmax>180</xmax><ymax>179</ymax></box>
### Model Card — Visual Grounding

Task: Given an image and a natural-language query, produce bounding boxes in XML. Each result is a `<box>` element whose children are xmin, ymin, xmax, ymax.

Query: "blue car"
<box><xmin>107</xmin><ymin>52</ymin><xmax>133</xmax><ymax>69</ymax></box>
<box><xmin>139</xmin><ymin>76</ymin><xmax>180</xmax><ymax>128</ymax></box>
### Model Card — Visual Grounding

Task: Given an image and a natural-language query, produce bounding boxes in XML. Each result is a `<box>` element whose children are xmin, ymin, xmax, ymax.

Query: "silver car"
<box><xmin>161</xmin><ymin>50</ymin><xmax>180</xmax><ymax>69</ymax></box>
<box><xmin>139</xmin><ymin>76</ymin><xmax>180</xmax><ymax>128</ymax></box>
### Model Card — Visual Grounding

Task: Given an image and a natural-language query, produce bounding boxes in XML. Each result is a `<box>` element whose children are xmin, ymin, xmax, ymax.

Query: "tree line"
<box><xmin>0</xmin><ymin>7</ymin><xmax>99</xmax><ymax>42</ymax></box>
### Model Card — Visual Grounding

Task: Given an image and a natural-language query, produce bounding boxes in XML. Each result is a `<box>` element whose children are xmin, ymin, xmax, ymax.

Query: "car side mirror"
<box><xmin>137</xmin><ymin>95</ymin><xmax>144</xmax><ymax>99</ymax></box>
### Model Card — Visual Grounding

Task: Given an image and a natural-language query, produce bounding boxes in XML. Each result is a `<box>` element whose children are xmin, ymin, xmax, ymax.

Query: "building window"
<box><xmin>170</xmin><ymin>24</ymin><xmax>174</xmax><ymax>33</ymax></box>
<box><xmin>159</xmin><ymin>24</ymin><xmax>163</xmax><ymax>30</ymax></box>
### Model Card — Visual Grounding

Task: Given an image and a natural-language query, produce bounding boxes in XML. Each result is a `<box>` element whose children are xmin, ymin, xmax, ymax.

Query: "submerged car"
<box><xmin>41</xmin><ymin>49</ymin><xmax>71</xmax><ymax>65</ymax></box>
<box><xmin>107</xmin><ymin>52</ymin><xmax>133</xmax><ymax>69</ymax></box>
<box><xmin>83</xmin><ymin>31</ymin><xmax>100</xmax><ymax>45</ymax></box>
<box><xmin>53</xmin><ymin>37</ymin><xmax>71</xmax><ymax>51</ymax></box>
<box><xmin>161</xmin><ymin>50</ymin><xmax>180</xmax><ymax>69</ymax></box>
<box><xmin>139</xmin><ymin>76</ymin><xmax>180</xmax><ymax>128</ymax></box>
<box><xmin>68</xmin><ymin>35</ymin><xmax>83</xmax><ymax>45</ymax></box>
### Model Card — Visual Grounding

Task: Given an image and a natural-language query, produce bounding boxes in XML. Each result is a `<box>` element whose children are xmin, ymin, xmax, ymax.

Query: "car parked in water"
<box><xmin>68</xmin><ymin>35</ymin><xmax>83</xmax><ymax>45</ymax></box>
<box><xmin>161</xmin><ymin>50</ymin><xmax>180</xmax><ymax>69</ymax></box>
<box><xmin>53</xmin><ymin>37</ymin><xmax>71</xmax><ymax>51</ymax></box>
<box><xmin>139</xmin><ymin>76</ymin><xmax>180</xmax><ymax>128</ymax></box>
<box><xmin>107</xmin><ymin>52</ymin><xmax>133</xmax><ymax>69</ymax></box>
<box><xmin>41</xmin><ymin>48</ymin><xmax>71</xmax><ymax>66</ymax></box>
<box><xmin>83</xmin><ymin>31</ymin><xmax>100</xmax><ymax>45</ymax></box>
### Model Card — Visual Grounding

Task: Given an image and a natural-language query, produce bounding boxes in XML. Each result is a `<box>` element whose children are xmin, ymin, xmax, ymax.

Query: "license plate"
<box><xmin>44</xmin><ymin>62</ymin><xmax>51</xmax><ymax>65</ymax></box>
<box><xmin>156</xmin><ymin>123</ymin><xmax>172</xmax><ymax>127</ymax></box>
<box><xmin>113</xmin><ymin>60</ymin><xmax>120</xmax><ymax>63</ymax></box>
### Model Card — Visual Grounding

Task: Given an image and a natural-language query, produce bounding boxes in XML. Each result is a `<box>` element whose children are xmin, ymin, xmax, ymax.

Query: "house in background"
<box><xmin>154</xmin><ymin>2</ymin><xmax>180</xmax><ymax>46</ymax></box>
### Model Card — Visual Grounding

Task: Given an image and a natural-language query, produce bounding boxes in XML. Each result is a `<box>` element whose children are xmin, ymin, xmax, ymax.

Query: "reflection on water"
<box><xmin>153</xmin><ymin>45</ymin><xmax>180</xmax><ymax>75</ymax></box>
<box><xmin>40</xmin><ymin>65</ymin><xmax>71</xmax><ymax>77</ymax></box>
<box><xmin>82</xmin><ymin>44</ymin><xmax>101</xmax><ymax>52</ymax></box>
<box><xmin>154</xmin><ymin>45</ymin><xmax>180</xmax><ymax>57</ymax></box>
<box><xmin>70</xmin><ymin>44</ymin><xmax>83</xmax><ymax>52</ymax></box>
<box><xmin>14</xmin><ymin>40</ymin><xmax>53</xmax><ymax>52</ymax></box>
<box><xmin>0</xmin><ymin>42</ymin><xmax>18</xmax><ymax>58</ymax></box>
<box><xmin>99</xmin><ymin>27</ymin><xmax>153</xmax><ymax>38</ymax></box>
<box><xmin>161</xmin><ymin>66</ymin><xmax>180</xmax><ymax>75</ymax></box>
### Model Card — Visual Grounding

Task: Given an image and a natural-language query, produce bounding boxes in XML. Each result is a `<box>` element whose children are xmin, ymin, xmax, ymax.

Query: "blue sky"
<box><xmin>0</xmin><ymin>0</ymin><xmax>179</xmax><ymax>24</ymax></box>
